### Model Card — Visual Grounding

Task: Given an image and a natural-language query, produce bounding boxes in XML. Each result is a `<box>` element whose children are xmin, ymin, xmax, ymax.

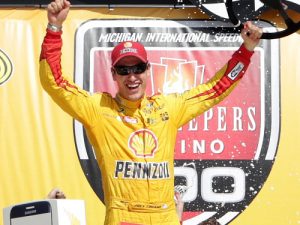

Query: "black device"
<box><xmin>10</xmin><ymin>201</ymin><xmax>53</xmax><ymax>225</ymax></box>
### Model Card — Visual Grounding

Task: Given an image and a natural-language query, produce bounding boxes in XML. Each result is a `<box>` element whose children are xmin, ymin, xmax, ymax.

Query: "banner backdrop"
<box><xmin>0</xmin><ymin>7</ymin><xmax>299</xmax><ymax>225</ymax></box>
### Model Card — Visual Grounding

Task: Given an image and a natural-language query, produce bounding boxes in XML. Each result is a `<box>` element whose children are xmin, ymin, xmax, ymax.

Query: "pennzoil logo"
<box><xmin>128</xmin><ymin>129</ymin><xmax>158</xmax><ymax>158</ymax></box>
<box><xmin>0</xmin><ymin>49</ymin><xmax>13</xmax><ymax>85</ymax></box>
<box><xmin>114</xmin><ymin>160</ymin><xmax>170</xmax><ymax>179</ymax></box>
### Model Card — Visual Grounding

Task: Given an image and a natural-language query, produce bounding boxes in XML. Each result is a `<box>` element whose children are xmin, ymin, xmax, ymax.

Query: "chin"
<box><xmin>127</xmin><ymin>93</ymin><xmax>143</xmax><ymax>101</ymax></box>
<box><xmin>128</xmin><ymin>96</ymin><xmax>142</xmax><ymax>101</ymax></box>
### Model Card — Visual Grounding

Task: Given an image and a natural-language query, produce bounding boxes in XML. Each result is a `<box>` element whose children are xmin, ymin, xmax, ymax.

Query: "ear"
<box><xmin>146</xmin><ymin>63</ymin><xmax>151</xmax><ymax>77</ymax></box>
<box><xmin>111</xmin><ymin>67</ymin><xmax>117</xmax><ymax>81</ymax></box>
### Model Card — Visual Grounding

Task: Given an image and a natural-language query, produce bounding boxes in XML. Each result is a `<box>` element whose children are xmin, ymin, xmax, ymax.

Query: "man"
<box><xmin>40</xmin><ymin>0</ymin><xmax>262</xmax><ymax>224</ymax></box>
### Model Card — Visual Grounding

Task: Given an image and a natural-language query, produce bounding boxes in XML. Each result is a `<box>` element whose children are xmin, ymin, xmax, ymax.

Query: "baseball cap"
<box><xmin>111</xmin><ymin>41</ymin><xmax>148</xmax><ymax>66</ymax></box>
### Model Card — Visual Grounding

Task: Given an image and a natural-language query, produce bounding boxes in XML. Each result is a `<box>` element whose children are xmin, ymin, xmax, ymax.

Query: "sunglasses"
<box><xmin>113</xmin><ymin>62</ymin><xmax>148</xmax><ymax>76</ymax></box>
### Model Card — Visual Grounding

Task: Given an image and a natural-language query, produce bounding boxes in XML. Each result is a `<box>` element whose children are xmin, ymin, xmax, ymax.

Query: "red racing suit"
<box><xmin>39</xmin><ymin>29</ymin><xmax>253</xmax><ymax>225</ymax></box>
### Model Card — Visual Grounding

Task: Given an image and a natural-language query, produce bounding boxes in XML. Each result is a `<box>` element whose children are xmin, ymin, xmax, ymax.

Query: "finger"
<box><xmin>252</xmin><ymin>32</ymin><xmax>260</xmax><ymax>40</ymax></box>
<box><xmin>243</xmin><ymin>21</ymin><xmax>251</xmax><ymax>30</ymax></box>
<box><xmin>247</xmin><ymin>22</ymin><xmax>262</xmax><ymax>38</ymax></box>
<box><xmin>47</xmin><ymin>2</ymin><xmax>56</xmax><ymax>14</ymax></box>
<box><xmin>250</xmin><ymin>29</ymin><xmax>261</xmax><ymax>40</ymax></box>
<box><xmin>56</xmin><ymin>191</ymin><xmax>66</xmax><ymax>199</ymax></box>
<box><xmin>50</xmin><ymin>2</ymin><xmax>59</xmax><ymax>13</ymax></box>
<box><xmin>255</xmin><ymin>28</ymin><xmax>263</xmax><ymax>39</ymax></box>
<box><xmin>55</xmin><ymin>0</ymin><xmax>70</xmax><ymax>10</ymax></box>
<box><xmin>55</xmin><ymin>0</ymin><xmax>66</xmax><ymax>11</ymax></box>
<box><xmin>64</xmin><ymin>0</ymin><xmax>71</xmax><ymax>8</ymax></box>
<box><xmin>242</xmin><ymin>22</ymin><xmax>251</xmax><ymax>36</ymax></box>
<box><xmin>55</xmin><ymin>0</ymin><xmax>64</xmax><ymax>6</ymax></box>
<box><xmin>52</xmin><ymin>0</ymin><xmax>65</xmax><ymax>12</ymax></box>
<box><xmin>55</xmin><ymin>0</ymin><xmax>63</xmax><ymax>11</ymax></box>
<box><xmin>47</xmin><ymin>188</ymin><xmax>59</xmax><ymax>199</ymax></box>
<box><xmin>244</xmin><ymin>26</ymin><xmax>261</xmax><ymax>40</ymax></box>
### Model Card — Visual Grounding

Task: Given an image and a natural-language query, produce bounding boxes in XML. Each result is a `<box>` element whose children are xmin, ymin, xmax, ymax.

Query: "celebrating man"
<box><xmin>40</xmin><ymin>0</ymin><xmax>262</xmax><ymax>224</ymax></box>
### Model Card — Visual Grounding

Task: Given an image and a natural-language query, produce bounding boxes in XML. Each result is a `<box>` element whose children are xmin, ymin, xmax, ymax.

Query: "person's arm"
<box><xmin>40</xmin><ymin>0</ymin><xmax>100</xmax><ymax>126</ymax></box>
<box><xmin>175</xmin><ymin>191</ymin><xmax>184</xmax><ymax>223</ymax></box>
<box><xmin>166</xmin><ymin>22</ymin><xmax>262</xmax><ymax>128</ymax></box>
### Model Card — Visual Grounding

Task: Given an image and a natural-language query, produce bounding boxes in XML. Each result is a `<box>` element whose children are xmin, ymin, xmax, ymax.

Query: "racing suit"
<box><xmin>39</xmin><ymin>29</ymin><xmax>253</xmax><ymax>225</ymax></box>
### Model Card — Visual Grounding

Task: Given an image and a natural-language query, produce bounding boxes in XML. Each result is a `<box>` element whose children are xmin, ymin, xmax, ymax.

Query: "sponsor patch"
<box><xmin>114</xmin><ymin>160</ymin><xmax>170</xmax><ymax>180</ymax></box>
<box><xmin>128</xmin><ymin>129</ymin><xmax>158</xmax><ymax>158</ymax></box>
<box><xmin>227</xmin><ymin>62</ymin><xmax>244</xmax><ymax>80</ymax></box>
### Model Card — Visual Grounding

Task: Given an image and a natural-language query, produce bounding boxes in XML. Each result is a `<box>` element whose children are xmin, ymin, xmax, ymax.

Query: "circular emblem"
<box><xmin>0</xmin><ymin>49</ymin><xmax>13</xmax><ymax>85</ymax></box>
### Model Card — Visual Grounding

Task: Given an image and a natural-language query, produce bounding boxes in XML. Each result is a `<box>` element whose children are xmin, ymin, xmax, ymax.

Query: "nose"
<box><xmin>127</xmin><ymin>72</ymin><xmax>137</xmax><ymax>79</ymax></box>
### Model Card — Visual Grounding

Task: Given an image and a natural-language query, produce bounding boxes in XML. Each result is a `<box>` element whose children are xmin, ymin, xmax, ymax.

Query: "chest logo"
<box><xmin>128</xmin><ymin>129</ymin><xmax>158</xmax><ymax>158</ymax></box>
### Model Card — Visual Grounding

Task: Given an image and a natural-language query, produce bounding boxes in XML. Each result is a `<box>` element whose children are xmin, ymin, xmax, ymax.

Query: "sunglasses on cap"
<box><xmin>113</xmin><ymin>62</ymin><xmax>148</xmax><ymax>76</ymax></box>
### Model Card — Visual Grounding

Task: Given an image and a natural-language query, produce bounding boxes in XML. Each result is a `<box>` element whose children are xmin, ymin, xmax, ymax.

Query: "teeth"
<box><xmin>127</xmin><ymin>84</ymin><xmax>139</xmax><ymax>88</ymax></box>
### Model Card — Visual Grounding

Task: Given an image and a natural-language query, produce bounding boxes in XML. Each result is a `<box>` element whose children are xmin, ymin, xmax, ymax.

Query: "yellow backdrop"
<box><xmin>0</xmin><ymin>6</ymin><xmax>299</xmax><ymax>225</ymax></box>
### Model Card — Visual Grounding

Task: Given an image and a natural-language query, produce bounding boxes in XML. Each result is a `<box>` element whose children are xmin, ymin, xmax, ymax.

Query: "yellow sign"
<box><xmin>0</xmin><ymin>7</ymin><xmax>299</xmax><ymax>225</ymax></box>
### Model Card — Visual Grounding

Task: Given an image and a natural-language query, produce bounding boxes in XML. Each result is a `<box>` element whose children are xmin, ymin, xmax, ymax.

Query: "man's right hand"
<box><xmin>47</xmin><ymin>0</ymin><xmax>71</xmax><ymax>27</ymax></box>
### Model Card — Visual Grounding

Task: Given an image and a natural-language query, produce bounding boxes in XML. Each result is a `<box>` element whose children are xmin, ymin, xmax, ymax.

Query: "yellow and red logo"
<box><xmin>124</xmin><ymin>42</ymin><xmax>133</xmax><ymax>48</ymax></box>
<box><xmin>0</xmin><ymin>49</ymin><xmax>13</xmax><ymax>85</ymax></box>
<box><xmin>128</xmin><ymin>129</ymin><xmax>158</xmax><ymax>158</ymax></box>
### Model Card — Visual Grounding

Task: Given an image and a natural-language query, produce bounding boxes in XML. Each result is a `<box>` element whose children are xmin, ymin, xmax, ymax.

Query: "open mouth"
<box><xmin>126</xmin><ymin>83</ymin><xmax>140</xmax><ymax>90</ymax></box>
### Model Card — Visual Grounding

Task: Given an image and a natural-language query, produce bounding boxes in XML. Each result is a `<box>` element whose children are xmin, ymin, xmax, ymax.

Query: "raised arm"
<box><xmin>39</xmin><ymin>0</ymin><xmax>99</xmax><ymax>127</ymax></box>
<box><xmin>166</xmin><ymin>22</ymin><xmax>262</xmax><ymax>128</ymax></box>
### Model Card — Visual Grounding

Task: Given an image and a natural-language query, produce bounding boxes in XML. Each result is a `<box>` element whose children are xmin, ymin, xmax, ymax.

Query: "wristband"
<box><xmin>47</xmin><ymin>23</ymin><xmax>62</xmax><ymax>32</ymax></box>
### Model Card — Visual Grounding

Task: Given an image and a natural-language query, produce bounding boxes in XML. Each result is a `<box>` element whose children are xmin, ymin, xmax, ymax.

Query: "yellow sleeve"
<box><xmin>39</xmin><ymin>29</ymin><xmax>102</xmax><ymax>127</ymax></box>
<box><xmin>165</xmin><ymin>44</ymin><xmax>254</xmax><ymax>128</ymax></box>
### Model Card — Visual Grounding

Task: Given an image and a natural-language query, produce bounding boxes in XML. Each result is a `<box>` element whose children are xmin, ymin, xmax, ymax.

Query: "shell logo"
<box><xmin>124</xmin><ymin>42</ymin><xmax>133</xmax><ymax>48</ymax></box>
<box><xmin>128</xmin><ymin>129</ymin><xmax>158</xmax><ymax>158</ymax></box>
<box><xmin>0</xmin><ymin>49</ymin><xmax>13</xmax><ymax>85</ymax></box>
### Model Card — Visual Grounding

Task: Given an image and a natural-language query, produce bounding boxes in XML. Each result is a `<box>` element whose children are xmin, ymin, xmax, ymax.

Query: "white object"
<box><xmin>3</xmin><ymin>199</ymin><xmax>86</xmax><ymax>225</ymax></box>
